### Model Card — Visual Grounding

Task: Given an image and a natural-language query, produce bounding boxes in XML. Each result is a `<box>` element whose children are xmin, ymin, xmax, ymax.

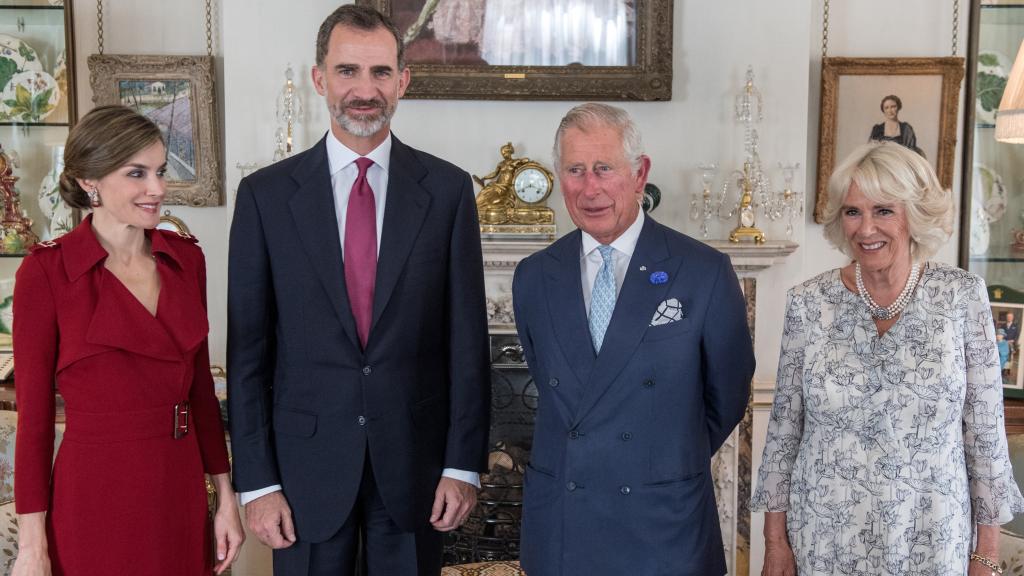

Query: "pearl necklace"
<box><xmin>855</xmin><ymin>261</ymin><xmax>921</xmax><ymax>321</ymax></box>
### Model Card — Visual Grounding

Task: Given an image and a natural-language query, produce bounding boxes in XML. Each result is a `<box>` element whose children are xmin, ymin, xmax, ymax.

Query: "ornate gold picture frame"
<box><xmin>814</xmin><ymin>57</ymin><xmax>964</xmax><ymax>222</ymax></box>
<box><xmin>87</xmin><ymin>55</ymin><xmax>222</xmax><ymax>206</ymax></box>
<box><xmin>355</xmin><ymin>0</ymin><xmax>673</xmax><ymax>100</ymax></box>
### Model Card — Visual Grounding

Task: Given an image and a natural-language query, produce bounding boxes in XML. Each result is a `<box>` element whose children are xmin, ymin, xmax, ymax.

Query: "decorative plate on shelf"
<box><xmin>0</xmin><ymin>70</ymin><xmax>60</xmax><ymax>122</ymax></box>
<box><xmin>977</xmin><ymin>50</ymin><xmax>1011</xmax><ymax>126</ymax></box>
<box><xmin>974</xmin><ymin>163</ymin><xmax>1007</xmax><ymax>223</ymax></box>
<box><xmin>0</xmin><ymin>35</ymin><xmax>43</xmax><ymax>95</ymax></box>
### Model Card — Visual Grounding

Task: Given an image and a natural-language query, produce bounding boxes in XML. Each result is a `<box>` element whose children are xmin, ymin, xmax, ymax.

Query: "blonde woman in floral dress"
<box><xmin>753</xmin><ymin>142</ymin><xmax>1023</xmax><ymax>575</ymax></box>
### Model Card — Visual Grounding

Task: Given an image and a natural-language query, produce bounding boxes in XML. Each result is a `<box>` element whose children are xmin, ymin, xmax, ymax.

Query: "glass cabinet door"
<box><xmin>0</xmin><ymin>0</ymin><xmax>76</xmax><ymax>254</ymax></box>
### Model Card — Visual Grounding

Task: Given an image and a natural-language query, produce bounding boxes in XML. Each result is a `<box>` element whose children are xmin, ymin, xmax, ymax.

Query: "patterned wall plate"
<box><xmin>0</xmin><ymin>70</ymin><xmax>60</xmax><ymax>122</ymax></box>
<box><xmin>977</xmin><ymin>50</ymin><xmax>1011</xmax><ymax>126</ymax></box>
<box><xmin>0</xmin><ymin>34</ymin><xmax>42</xmax><ymax>95</ymax></box>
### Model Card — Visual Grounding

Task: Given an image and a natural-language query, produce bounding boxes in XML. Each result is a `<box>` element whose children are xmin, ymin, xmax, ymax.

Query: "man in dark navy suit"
<box><xmin>227</xmin><ymin>5</ymin><xmax>490</xmax><ymax>575</ymax></box>
<box><xmin>513</xmin><ymin>103</ymin><xmax>755</xmax><ymax>576</ymax></box>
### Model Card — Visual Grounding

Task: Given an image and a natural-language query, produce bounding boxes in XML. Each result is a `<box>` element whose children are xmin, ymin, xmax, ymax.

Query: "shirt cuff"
<box><xmin>442</xmin><ymin>468</ymin><xmax>481</xmax><ymax>488</ymax></box>
<box><xmin>239</xmin><ymin>484</ymin><xmax>282</xmax><ymax>505</ymax></box>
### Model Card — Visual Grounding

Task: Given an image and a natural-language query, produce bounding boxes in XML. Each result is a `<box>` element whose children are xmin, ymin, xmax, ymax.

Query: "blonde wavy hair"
<box><xmin>821</xmin><ymin>142</ymin><xmax>954</xmax><ymax>261</ymax></box>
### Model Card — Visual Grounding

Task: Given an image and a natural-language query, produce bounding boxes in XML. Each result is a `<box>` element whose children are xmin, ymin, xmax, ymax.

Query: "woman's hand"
<box><xmin>762</xmin><ymin>511</ymin><xmax>797</xmax><ymax>576</ymax></box>
<box><xmin>11</xmin><ymin>512</ymin><xmax>50</xmax><ymax>576</ymax></box>
<box><xmin>210</xmin><ymin>473</ymin><xmax>245</xmax><ymax>575</ymax></box>
<box><xmin>762</xmin><ymin>539</ymin><xmax>797</xmax><ymax>576</ymax></box>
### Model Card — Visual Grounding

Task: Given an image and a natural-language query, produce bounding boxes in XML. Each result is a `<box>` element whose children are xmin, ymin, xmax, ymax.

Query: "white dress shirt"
<box><xmin>580</xmin><ymin>210</ymin><xmax>645</xmax><ymax>316</ymax></box>
<box><xmin>239</xmin><ymin>132</ymin><xmax>479</xmax><ymax>506</ymax></box>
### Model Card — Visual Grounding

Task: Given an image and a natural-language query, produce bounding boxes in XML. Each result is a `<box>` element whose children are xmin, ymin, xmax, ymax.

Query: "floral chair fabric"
<box><xmin>1004</xmin><ymin>529</ymin><xmax>1024</xmax><ymax>575</ymax></box>
<box><xmin>441</xmin><ymin>561</ymin><xmax>524</xmax><ymax>575</ymax></box>
<box><xmin>0</xmin><ymin>410</ymin><xmax>64</xmax><ymax>572</ymax></box>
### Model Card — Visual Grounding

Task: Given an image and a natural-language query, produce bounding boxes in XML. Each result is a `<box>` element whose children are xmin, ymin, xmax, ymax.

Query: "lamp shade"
<box><xmin>996</xmin><ymin>39</ymin><xmax>1024</xmax><ymax>143</ymax></box>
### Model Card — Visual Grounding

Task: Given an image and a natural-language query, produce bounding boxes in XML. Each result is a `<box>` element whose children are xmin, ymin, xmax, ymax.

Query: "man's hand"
<box><xmin>430</xmin><ymin>477</ymin><xmax>477</xmax><ymax>532</ymax></box>
<box><xmin>244</xmin><ymin>491</ymin><xmax>296</xmax><ymax>549</ymax></box>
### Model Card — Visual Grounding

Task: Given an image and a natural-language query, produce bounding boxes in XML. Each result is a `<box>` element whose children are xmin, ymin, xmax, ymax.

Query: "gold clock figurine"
<box><xmin>475</xmin><ymin>143</ymin><xmax>556</xmax><ymax>238</ymax></box>
<box><xmin>728</xmin><ymin>161</ymin><xmax>766</xmax><ymax>244</ymax></box>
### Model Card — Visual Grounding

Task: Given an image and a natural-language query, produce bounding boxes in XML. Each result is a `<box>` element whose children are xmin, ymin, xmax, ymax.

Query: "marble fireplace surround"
<box><xmin>480</xmin><ymin>237</ymin><xmax>797</xmax><ymax>576</ymax></box>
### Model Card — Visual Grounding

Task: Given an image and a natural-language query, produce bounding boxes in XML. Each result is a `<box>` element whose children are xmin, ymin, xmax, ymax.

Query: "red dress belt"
<box><xmin>63</xmin><ymin>401</ymin><xmax>191</xmax><ymax>443</ymax></box>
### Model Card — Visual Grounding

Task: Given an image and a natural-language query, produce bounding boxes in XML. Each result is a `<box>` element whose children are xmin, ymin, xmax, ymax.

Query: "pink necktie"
<box><xmin>345</xmin><ymin>157</ymin><xmax>377</xmax><ymax>349</ymax></box>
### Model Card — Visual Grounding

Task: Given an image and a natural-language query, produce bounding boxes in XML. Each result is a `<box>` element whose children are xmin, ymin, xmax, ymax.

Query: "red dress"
<box><xmin>13</xmin><ymin>217</ymin><xmax>229</xmax><ymax>575</ymax></box>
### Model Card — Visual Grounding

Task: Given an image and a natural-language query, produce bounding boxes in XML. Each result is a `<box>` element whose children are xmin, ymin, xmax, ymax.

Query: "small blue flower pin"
<box><xmin>649</xmin><ymin>271</ymin><xmax>669</xmax><ymax>285</ymax></box>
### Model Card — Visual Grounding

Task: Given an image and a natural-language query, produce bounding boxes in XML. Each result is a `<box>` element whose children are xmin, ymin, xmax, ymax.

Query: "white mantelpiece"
<box><xmin>482</xmin><ymin>238</ymin><xmax>800</xmax><ymax>330</ymax></box>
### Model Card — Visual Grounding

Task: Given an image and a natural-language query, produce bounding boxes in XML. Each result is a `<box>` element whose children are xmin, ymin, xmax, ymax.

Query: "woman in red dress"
<box><xmin>11</xmin><ymin>106</ymin><xmax>244</xmax><ymax>575</ymax></box>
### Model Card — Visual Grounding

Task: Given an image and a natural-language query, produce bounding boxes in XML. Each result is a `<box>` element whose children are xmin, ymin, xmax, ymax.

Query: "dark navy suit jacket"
<box><xmin>512</xmin><ymin>216</ymin><xmax>754</xmax><ymax>576</ymax></box>
<box><xmin>227</xmin><ymin>134</ymin><xmax>491</xmax><ymax>541</ymax></box>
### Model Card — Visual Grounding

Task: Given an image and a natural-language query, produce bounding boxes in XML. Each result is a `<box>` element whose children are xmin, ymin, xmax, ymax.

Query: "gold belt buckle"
<box><xmin>173</xmin><ymin>402</ymin><xmax>190</xmax><ymax>439</ymax></box>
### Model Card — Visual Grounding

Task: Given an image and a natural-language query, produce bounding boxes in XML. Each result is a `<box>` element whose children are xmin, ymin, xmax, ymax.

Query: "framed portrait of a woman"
<box><xmin>814</xmin><ymin>57</ymin><xmax>964</xmax><ymax>222</ymax></box>
<box><xmin>356</xmin><ymin>0</ymin><xmax>673</xmax><ymax>100</ymax></box>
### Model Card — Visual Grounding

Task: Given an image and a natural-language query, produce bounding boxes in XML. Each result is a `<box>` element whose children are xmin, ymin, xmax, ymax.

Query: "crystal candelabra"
<box><xmin>775</xmin><ymin>162</ymin><xmax>804</xmax><ymax>238</ymax></box>
<box><xmin>689</xmin><ymin>67</ymin><xmax>803</xmax><ymax>241</ymax></box>
<box><xmin>274</xmin><ymin>64</ymin><xmax>304</xmax><ymax>162</ymax></box>
<box><xmin>688</xmin><ymin>162</ymin><xmax>719</xmax><ymax>239</ymax></box>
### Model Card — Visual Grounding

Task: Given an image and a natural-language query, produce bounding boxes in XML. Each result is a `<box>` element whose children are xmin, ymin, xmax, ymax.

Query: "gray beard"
<box><xmin>330</xmin><ymin>103</ymin><xmax>395</xmax><ymax>138</ymax></box>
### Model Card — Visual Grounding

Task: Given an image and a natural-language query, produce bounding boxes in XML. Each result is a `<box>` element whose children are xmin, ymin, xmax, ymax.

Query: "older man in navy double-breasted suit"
<box><xmin>512</xmin><ymin>103</ymin><xmax>755</xmax><ymax>576</ymax></box>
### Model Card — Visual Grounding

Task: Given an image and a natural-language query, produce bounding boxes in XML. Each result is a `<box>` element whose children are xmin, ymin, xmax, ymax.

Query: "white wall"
<box><xmin>65</xmin><ymin>1</ymin><xmax>964</xmax><ymax>572</ymax></box>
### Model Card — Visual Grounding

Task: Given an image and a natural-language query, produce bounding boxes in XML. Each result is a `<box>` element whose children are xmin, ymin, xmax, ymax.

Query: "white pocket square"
<box><xmin>650</xmin><ymin>298</ymin><xmax>685</xmax><ymax>326</ymax></box>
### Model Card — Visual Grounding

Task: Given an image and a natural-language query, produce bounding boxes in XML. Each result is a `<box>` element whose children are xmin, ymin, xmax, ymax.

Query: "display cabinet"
<box><xmin>0</xmin><ymin>0</ymin><xmax>76</xmax><ymax>255</ymax></box>
<box><xmin>961</xmin><ymin>1</ymin><xmax>1024</xmax><ymax>397</ymax></box>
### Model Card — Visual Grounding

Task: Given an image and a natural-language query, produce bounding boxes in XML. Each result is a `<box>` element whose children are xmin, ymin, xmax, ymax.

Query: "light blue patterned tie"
<box><xmin>589</xmin><ymin>245</ymin><xmax>616</xmax><ymax>353</ymax></box>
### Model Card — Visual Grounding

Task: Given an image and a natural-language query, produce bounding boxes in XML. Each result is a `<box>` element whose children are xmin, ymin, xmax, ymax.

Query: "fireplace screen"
<box><xmin>444</xmin><ymin>334</ymin><xmax>536</xmax><ymax>564</ymax></box>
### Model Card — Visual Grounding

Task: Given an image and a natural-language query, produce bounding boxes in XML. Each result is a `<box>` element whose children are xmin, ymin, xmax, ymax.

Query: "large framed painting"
<box><xmin>814</xmin><ymin>57</ymin><xmax>964</xmax><ymax>222</ymax></box>
<box><xmin>355</xmin><ymin>0</ymin><xmax>672</xmax><ymax>100</ymax></box>
<box><xmin>87</xmin><ymin>55</ymin><xmax>221</xmax><ymax>206</ymax></box>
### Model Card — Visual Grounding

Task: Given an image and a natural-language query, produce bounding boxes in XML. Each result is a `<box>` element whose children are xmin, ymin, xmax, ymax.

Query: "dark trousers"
<box><xmin>273</xmin><ymin>455</ymin><xmax>443</xmax><ymax>576</ymax></box>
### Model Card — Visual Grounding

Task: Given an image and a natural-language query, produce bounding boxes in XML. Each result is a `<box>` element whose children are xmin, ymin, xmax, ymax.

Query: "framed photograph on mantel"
<box><xmin>87</xmin><ymin>55</ymin><xmax>222</xmax><ymax>206</ymax></box>
<box><xmin>355</xmin><ymin>0</ymin><xmax>672</xmax><ymax>100</ymax></box>
<box><xmin>814</xmin><ymin>57</ymin><xmax>964</xmax><ymax>223</ymax></box>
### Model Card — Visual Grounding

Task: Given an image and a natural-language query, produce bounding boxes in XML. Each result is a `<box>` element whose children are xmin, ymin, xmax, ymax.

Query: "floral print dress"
<box><xmin>752</xmin><ymin>263</ymin><xmax>1024</xmax><ymax>575</ymax></box>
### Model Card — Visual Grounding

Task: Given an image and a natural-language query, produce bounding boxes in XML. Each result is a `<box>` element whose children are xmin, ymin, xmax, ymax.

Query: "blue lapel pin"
<box><xmin>650</xmin><ymin>271</ymin><xmax>668</xmax><ymax>285</ymax></box>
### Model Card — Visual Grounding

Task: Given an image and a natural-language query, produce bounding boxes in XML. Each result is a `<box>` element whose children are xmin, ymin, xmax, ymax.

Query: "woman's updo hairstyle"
<box><xmin>59</xmin><ymin>105</ymin><xmax>164</xmax><ymax>209</ymax></box>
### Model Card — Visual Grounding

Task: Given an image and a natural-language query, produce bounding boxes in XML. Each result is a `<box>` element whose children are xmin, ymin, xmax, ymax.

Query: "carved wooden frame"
<box><xmin>814</xmin><ymin>57</ymin><xmax>964</xmax><ymax>223</ymax></box>
<box><xmin>87</xmin><ymin>55</ymin><xmax>222</xmax><ymax>206</ymax></box>
<box><xmin>355</xmin><ymin>0</ymin><xmax>673</xmax><ymax>100</ymax></box>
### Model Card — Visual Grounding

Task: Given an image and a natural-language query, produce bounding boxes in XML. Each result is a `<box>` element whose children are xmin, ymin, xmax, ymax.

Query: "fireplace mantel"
<box><xmin>482</xmin><ymin>238</ymin><xmax>799</xmax><ymax>330</ymax></box>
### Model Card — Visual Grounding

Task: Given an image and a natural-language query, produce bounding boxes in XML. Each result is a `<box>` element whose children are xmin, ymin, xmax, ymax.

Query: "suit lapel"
<box><xmin>369</xmin><ymin>137</ymin><xmax>430</xmax><ymax>339</ymax></box>
<box><xmin>287</xmin><ymin>137</ymin><xmax>360</xmax><ymax>349</ymax></box>
<box><xmin>542</xmin><ymin>230</ymin><xmax>592</xmax><ymax>406</ymax></box>
<box><xmin>574</xmin><ymin>218</ymin><xmax>679</xmax><ymax>422</ymax></box>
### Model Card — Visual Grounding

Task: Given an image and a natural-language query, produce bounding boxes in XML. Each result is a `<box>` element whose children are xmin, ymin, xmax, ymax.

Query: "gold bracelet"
<box><xmin>970</xmin><ymin>552</ymin><xmax>1003</xmax><ymax>574</ymax></box>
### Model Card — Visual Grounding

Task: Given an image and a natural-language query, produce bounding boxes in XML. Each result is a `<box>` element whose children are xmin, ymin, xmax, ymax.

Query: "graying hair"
<box><xmin>552</xmin><ymin>103</ymin><xmax>644</xmax><ymax>171</ymax></box>
<box><xmin>821</xmin><ymin>141</ymin><xmax>954</xmax><ymax>261</ymax></box>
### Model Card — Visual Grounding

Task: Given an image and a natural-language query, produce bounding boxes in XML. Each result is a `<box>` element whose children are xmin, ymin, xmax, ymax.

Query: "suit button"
<box><xmin>566</xmin><ymin>481</ymin><xmax>577</xmax><ymax>492</ymax></box>
<box><xmin>362</xmin><ymin>366</ymin><xmax>372</xmax><ymax>376</ymax></box>
<box><xmin>357</xmin><ymin>416</ymin><xmax>366</xmax><ymax>426</ymax></box>
<box><xmin>643</xmin><ymin>379</ymin><xmax>654</xmax><ymax>388</ymax></box>
<box><xmin>569</xmin><ymin>430</ymin><xmax>579</xmax><ymax>440</ymax></box>
<box><xmin>549</xmin><ymin>378</ymin><xmax>559</xmax><ymax>387</ymax></box>
<box><xmin>620</xmin><ymin>485</ymin><xmax>631</xmax><ymax>495</ymax></box>
<box><xmin>621</xmin><ymin>432</ymin><xmax>632</xmax><ymax>441</ymax></box>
